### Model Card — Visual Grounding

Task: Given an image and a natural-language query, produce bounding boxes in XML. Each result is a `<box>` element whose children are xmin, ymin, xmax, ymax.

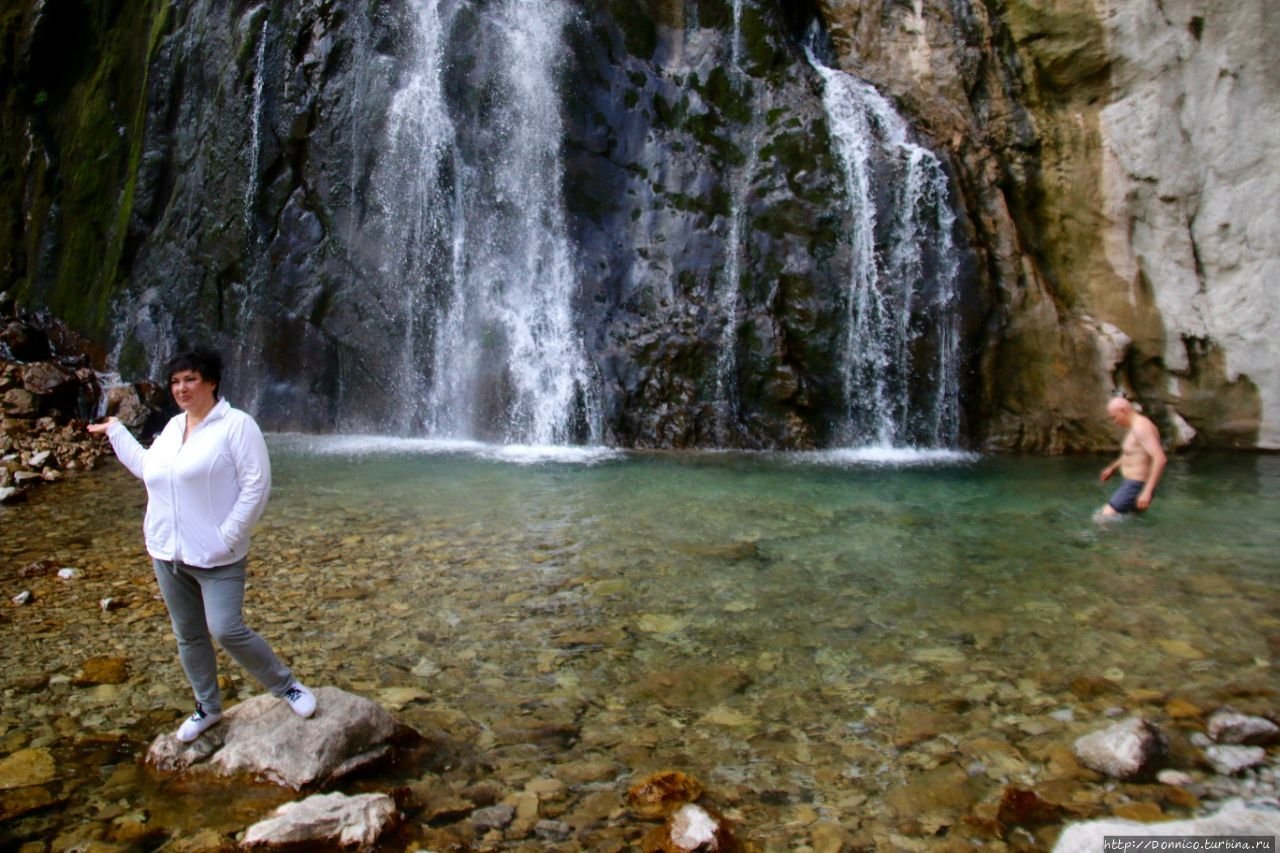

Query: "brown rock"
<box><xmin>1165</xmin><ymin>697</ymin><xmax>1202</xmax><ymax>719</ymax></box>
<box><xmin>1111</xmin><ymin>802</ymin><xmax>1165</xmax><ymax>822</ymax></box>
<box><xmin>1068</xmin><ymin>675</ymin><xmax>1122</xmax><ymax>700</ymax></box>
<box><xmin>0</xmin><ymin>748</ymin><xmax>57</xmax><ymax>790</ymax></box>
<box><xmin>627</xmin><ymin>770</ymin><xmax>704</xmax><ymax>819</ymax></box>
<box><xmin>0</xmin><ymin>785</ymin><xmax>60</xmax><ymax>821</ymax></box>
<box><xmin>74</xmin><ymin>656</ymin><xmax>130</xmax><ymax>686</ymax></box>
<box><xmin>632</xmin><ymin>664</ymin><xmax>750</xmax><ymax>709</ymax></box>
<box><xmin>892</xmin><ymin>707</ymin><xmax>962</xmax><ymax>748</ymax></box>
<box><xmin>996</xmin><ymin>786</ymin><xmax>1062</xmax><ymax>828</ymax></box>
<box><xmin>1</xmin><ymin>388</ymin><xmax>39</xmax><ymax>417</ymax></box>
<box><xmin>20</xmin><ymin>362</ymin><xmax>74</xmax><ymax>395</ymax></box>
<box><xmin>18</xmin><ymin>559</ymin><xmax>58</xmax><ymax>578</ymax></box>
<box><xmin>884</xmin><ymin>764</ymin><xmax>985</xmax><ymax>819</ymax></box>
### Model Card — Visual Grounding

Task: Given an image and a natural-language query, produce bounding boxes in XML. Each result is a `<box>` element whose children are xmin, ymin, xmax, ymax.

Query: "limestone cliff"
<box><xmin>820</xmin><ymin>0</ymin><xmax>1275</xmax><ymax>449</ymax></box>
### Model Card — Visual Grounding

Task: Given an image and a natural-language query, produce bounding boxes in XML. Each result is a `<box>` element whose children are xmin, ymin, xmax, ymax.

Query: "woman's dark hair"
<box><xmin>165</xmin><ymin>349</ymin><xmax>223</xmax><ymax>400</ymax></box>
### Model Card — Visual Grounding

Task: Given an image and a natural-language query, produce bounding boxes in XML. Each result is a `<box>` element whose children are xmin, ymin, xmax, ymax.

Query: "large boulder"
<box><xmin>146</xmin><ymin>686</ymin><xmax>416</xmax><ymax>789</ymax></box>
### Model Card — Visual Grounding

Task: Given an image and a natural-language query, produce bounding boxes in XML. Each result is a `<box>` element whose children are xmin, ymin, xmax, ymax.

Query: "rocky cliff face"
<box><xmin>819</xmin><ymin>0</ymin><xmax>1275</xmax><ymax>449</ymax></box>
<box><xmin>1</xmin><ymin>0</ymin><xmax>1274</xmax><ymax>450</ymax></box>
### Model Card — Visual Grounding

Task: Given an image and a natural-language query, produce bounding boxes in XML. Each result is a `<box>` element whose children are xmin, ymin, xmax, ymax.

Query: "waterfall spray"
<box><xmin>373</xmin><ymin>0</ymin><xmax>600</xmax><ymax>445</ymax></box>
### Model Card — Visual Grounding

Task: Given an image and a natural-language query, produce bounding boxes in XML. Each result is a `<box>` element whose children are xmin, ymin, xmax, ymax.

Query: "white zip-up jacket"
<box><xmin>106</xmin><ymin>398</ymin><xmax>271</xmax><ymax>568</ymax></box>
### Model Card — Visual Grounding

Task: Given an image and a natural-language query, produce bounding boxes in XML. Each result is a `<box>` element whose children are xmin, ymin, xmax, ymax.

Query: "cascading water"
<box><xmin>372</xmin><ymin>0</ymin><xmax>600</xmax><ymax>445</ymax></box>
<box><xmin>372</xmin><ymin>0</ymin><xmax>458</xmax><ymax>434</ymax></box>
<box><xmin>805</xmin><ymin>33</ymin><xmax>961</xmax><ymax>448</ymax></box>
<box><xmin>712</xmin><ymin>0</ymin><xmax>758</xmax><ymax>443</ymax></box>
<box><xmin>244</xmin><ymin>15</ymin><xmax>268</xmax><ymax>235</ymax></box>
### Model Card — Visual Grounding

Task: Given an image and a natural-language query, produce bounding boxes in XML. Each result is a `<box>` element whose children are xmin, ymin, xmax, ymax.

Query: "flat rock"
<box><xmin>1204</xmin><ymin>744</ymin><xmax>1266</xmax><ymax>776</ymax></box>
<box><xmin>0</xmin><ymin>748</ymin><xmax>56</xmax><ymax>790</ymax></box>
<box><xmin>1207</xmin><ymin>709</ymin><xmax>1279</xmax><ymax>745</ymax></box>
<box><xmin>242</xmin><ymin>791</ymin><xmax>398</xmax><ymax>848</ymax></box>
<box><xmin>146</xmin><ymin>686</ymin><xmax>414</xmax><ymax>789</ymax></box>
<box><xmin>1054</xmin><ymin>798</ymin><xmax>1280</xmax><ymax>852</ymax></box>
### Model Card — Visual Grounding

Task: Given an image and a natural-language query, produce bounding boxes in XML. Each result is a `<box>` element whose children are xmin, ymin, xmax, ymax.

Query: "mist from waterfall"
<box><xmin>805</xmin><ymin>35</ymin><xmax>962</xmax><ymax>448</ymax></box>
<box><xmin>372</xmin><ymin>0</ymin><xmax>600</xmax><ymax>445</ymax></box>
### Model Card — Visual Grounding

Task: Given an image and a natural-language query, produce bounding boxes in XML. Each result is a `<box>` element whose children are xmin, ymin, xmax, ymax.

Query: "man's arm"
<box><xmin>1100</xmin><ymin>456</ymin><xmax>1123</xmax><ymax>482</ymax></box>
<box><xmin>1135</xmin><ymin>419</ymin><xmax>1167</xmax><ymax>509</ymax></box>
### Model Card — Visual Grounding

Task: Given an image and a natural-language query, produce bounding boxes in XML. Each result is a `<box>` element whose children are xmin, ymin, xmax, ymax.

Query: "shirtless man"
<box><xmin>1099</xmin><ymin>397</ymin><xmax>1167</xmax><ymax>516</ymax></box>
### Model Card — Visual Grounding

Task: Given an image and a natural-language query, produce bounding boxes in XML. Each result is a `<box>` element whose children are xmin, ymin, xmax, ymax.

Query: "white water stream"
<box><xmin>806</xmin><ymin>36</ymin><xmax>961</xmax><ymax>447</ymax></box>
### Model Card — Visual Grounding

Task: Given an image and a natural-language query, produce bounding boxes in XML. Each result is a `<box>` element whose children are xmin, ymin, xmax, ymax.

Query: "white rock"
<box><xmin>1156</xmin><ymin>769</ymin><xmax>1194</xmax><ymax>787</ymax></box>
<box><xmin>11</xmin><ymin>590</ymin><xmax>32</xmax><ymax>606</ymax></box>
<box><xmin>1054</xmin><ymin>798</ymin><xmax>1280</xmax><ymax>852</ymax></box>
<box><xmin>57</xmin><ymin>568</ymin><xmax>79</xmax><ymax>580</ymax></box>
<box><xmin>27</xmin><ymin>450</ymin><xmax>50</xmax><ymax>467</ymax></box>
<box><xmin>1205</xmin><ymin>744</ymin><xmax>1267</xmax><ymax>776</ymax></box>
<box><xmin>669</xmin><ymin>804</ymin><xmax>722</xmax><ymax>851</ymax></box>
<box><xmin>1208</xmin><ymin>709</ymin><xmax>1280</xmax><ymax>745</ymax></box>
<box><xmin>1073</xmin><ymin>717</ymin><xmax>1165</xmax><ymax>779</ymax></box>
<box><xmin>241</xmin><ymin>791</ymin><xmax>397</xmax><ymax>848</ymax></box>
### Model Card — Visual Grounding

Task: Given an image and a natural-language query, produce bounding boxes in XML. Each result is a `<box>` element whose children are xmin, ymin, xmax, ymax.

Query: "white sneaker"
<box><xmin>175</xmin><ymin>705</ymin><xmax>222</xmax><ymax>743</ymax></box>
<box><xmin>282</xmin><ymin>682</ymin><xmax>316</xmax><ymax>718</ymax></box>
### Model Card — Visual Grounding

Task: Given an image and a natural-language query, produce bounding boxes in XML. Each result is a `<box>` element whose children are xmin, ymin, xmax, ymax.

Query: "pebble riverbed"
<box><xmin>1</xmin><ymin>445</ymin><xmax>1278</xmax><ymax>850</ymax></box>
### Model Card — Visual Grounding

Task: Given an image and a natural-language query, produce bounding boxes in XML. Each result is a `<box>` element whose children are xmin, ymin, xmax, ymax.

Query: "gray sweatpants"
<box><xmin>152</xmin><ymin>557</ymin><xmax>294</xmax><ymax>715</ymax></box>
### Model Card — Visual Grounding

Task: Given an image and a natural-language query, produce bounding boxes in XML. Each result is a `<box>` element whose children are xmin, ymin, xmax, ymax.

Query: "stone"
<box><xmin>1053</xmin><ymin>798</ymin><xmax>1280</xmax><ymax>852</ymax></box>
<box><xmin>627</xmin><ymin>770</ymin><xmax>704</xmax><ymax>819</ymax></box>
<box><xmin>996</xmin><ymin>786</ymin><xmax>1063</xmax><ymax>828</ymax></box>
<box><xmin>1207</xmin><ymin>709</ymin><xmax>1280</xmax><ymax>745</ymax></box>
<box><xmin>74</xmin><ymin>656</ymin><xmax>130</xmax><ymax>686</ymax></box>
<box><xmin>18</xmin><ymin>559</ymin><xmax>58</xmax><ymax>578</ymax></box>
<box><xmin>1</xmin><ymin>388</ymin><xmax>39</xmax><ymax>417</ymax></box>
<box><xmin>884</xmin><ymin>764</ymin><xmax>983</xmax><ymax>818</ymax></box>
<box><xmin>0</xmin><ymin>485</ymin><xmax>24</xmax><ymax>504</ymax></box>
<box><xmin>0</xmin><ymin>748</ymin><xmax>57</xmax><ymax>790</ymax></box>
<box><xmin>0</xmin><ymin>785</ymin><xmax>59</xmax><ymax>821</ymax></box>
<box><xmin>471</xmin><ymin>803</ymin><xmax>515</xmax><ymax>832</ymax></box>
<box><xmin>145</xmin><ymin>686</ymin><xmax>414</xmax><ymax>789</ymax></box>
<box><xmin>241</xmin><ymin>791</ymin><xmax>398</xmax><ymax>848</ymax></box>
<box><xmin>11</xmin><ymin>590</ymin><xmax>32</xmax><ymax>605</ymax></box>
<box><xmin>1073</xmin><ymin>718</ymin><xmax>1166</xmax><ymax>780</ymax></box>
<box><xmin>642</xmin><ymin>803</ymin><xmax>737</xmax><ymax>853</ymax></box>
<box><xmin>1203</xmin><ymin>745</ymin><xmax>1266</xmax><ymax>776</ymax></box>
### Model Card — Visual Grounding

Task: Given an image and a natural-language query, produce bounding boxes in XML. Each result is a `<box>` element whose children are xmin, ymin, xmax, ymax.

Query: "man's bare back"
<box><xmin>1099</xmin><ymin>397</ymin><xmax>1166</xmax><ymax>516</ymax></box>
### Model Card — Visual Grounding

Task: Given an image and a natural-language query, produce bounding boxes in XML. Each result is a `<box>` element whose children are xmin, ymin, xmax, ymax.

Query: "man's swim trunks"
<box><xmin>1108</xmin><ymin>478</ymin><xmax>1146</xmax><ymax>513</ymax></box>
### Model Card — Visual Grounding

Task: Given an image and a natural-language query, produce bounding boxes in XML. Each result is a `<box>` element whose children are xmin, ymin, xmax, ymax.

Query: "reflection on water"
<box><xmin>2</xmin><ymin>444</ymin><xmax>1277</xmax><ymax>847</ymax></box>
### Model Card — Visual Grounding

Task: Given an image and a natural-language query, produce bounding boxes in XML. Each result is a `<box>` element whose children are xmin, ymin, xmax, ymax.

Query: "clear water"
<box><xmin>2</xmin><ymin>445</ymin><xmax>1277</xmax><ymax>847</ymax></box>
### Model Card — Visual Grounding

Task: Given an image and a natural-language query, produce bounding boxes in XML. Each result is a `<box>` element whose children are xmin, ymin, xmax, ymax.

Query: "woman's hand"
<box><xmin>87</xmin><ymin>417</ymin><xmax>119</xmax><ymax>435</ymax></box>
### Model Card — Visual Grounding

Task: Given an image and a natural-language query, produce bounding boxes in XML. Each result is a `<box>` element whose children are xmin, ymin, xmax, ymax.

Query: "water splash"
<box><xmin>805</xmin><ymin>33</ymin><xmax>962</xmax><ymax>448</ymax></box>
<box><xmin>374</xmin><ymin>0</ymin><xmax>459</xmax><ymax>434</ymax></box>
<box><xmin>422</xmin><ymin>0</ymin><xmax>599</xmax><ymax>446</ymax></box>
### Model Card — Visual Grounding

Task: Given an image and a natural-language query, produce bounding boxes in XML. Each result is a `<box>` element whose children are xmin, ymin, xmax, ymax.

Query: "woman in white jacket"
<box><xmin>90</xmin><ymin>349</ymin><xmax>315</xmax><ymax>742</ymax></box>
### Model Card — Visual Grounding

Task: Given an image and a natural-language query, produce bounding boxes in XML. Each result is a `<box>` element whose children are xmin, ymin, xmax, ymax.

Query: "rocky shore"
<box><xmin>0</xmin><ymin>293</ymin><xmax>165</xmax><ymax>506</ymax></box>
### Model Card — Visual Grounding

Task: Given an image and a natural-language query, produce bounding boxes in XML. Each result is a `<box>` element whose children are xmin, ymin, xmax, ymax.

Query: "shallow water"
<box><xmin>2</xmin><ymin>443</ymin><xmax>1278</xmax><ymax>849</ymax></box>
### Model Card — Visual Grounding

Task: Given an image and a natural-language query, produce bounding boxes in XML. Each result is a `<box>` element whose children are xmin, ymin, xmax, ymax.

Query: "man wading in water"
<box><xmin>1098</xmin><ymin>396</ymin><xmax>1167</xmax><ymax>518</ymax></box>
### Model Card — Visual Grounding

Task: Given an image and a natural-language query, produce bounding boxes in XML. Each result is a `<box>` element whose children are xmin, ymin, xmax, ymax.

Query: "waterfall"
<box><xmin>805</xmin><ymin>37</ymin><xmax>961</xmax><ymax>448</ymax></box>
<box><xmin>371</xmin><ymin>0</ymin><xmax>599</xmax><ymax>445</ymax></box>
<box><xmin>713</xmin><ymin>0</ymin><xmax>757</xmax><ymax>443</ymax></box>
<box><xmin>245</xmin><ymin>15</ymin><xmax>268</xmax><ymax>235</ymax></box>
<box><xmin>374</xmin><ymin>0</ymin><xmax>458</xmax><ymax>434</ymax></box>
